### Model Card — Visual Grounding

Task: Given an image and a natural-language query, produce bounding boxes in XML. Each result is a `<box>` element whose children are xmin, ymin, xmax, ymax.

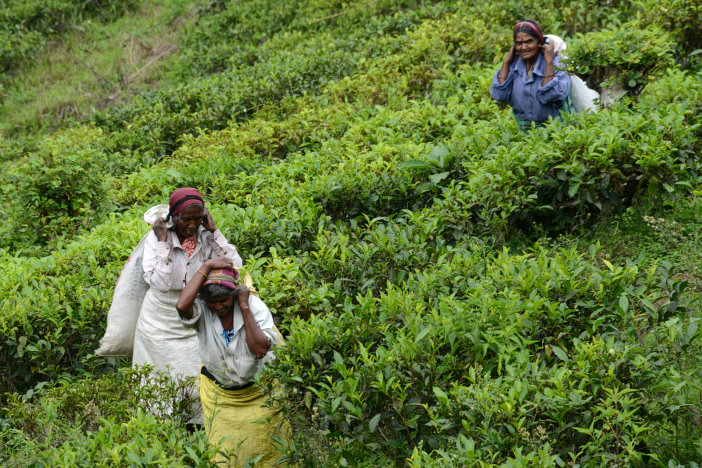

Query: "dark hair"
<box><xmin>199</xmin><ymin>283</ymin><xmax>238</xmax><ymax>300</ymax></box>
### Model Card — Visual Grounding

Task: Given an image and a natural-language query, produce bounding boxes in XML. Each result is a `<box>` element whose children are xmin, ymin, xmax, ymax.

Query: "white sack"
<box><xmin>570</xmin><ymin>75</ymin><xmax>600</xmax><ymax>112</ymax></box>
<box><xmin>96</xmin><ymin>205</ymin><xmax>167</xmax><ymax>357</ymax></box>
<box><xmin>143</xmin><ymin>204</ymin><xmax>173</xmax><ymax>228</ymax></box>
<box><xmin>544</xmin><ymin>34</ymin><xmax>566</xmax><ymax>55</ymax></box>
<box><xmin>543</xmin><ymin>34</ymin><xmax>599</xmax><ymax>113</ymax></box>
<box><xmin>96</xmin><ymin>231</ymin><xmax>151</xmax><ymax>356</ymax></box>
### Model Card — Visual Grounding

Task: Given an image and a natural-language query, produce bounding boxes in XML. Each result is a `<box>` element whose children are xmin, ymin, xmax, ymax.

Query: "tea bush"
<box><xmin>633</xmin><ymin>0</ymin><xmax>702</xmax><ymax>68</ymax></box>
<box><xmin>566</xmin><ymin>23</ymin><xmax>677</xmax><ymax>94</ymax></box>
<box><xmin>0</xmin><ymin>367</ymin><xmax>217</xmax><ymax>467</ymax></box>
<box><xmin>1</xmin><ymin>0</ymin><xmax>700</xmax><ymax>465</ymax></box>
<box><xmin>267</xmin><ymin>246</ymin><xmax>700</xmax><ymax>465</ymax></box>
<box><xmin>93</xmin><ymin>31</ymin><xmax>362</xmax><ymax>159</ymax></box>
<box><xmin>0</xmin><ymin>213</ymin><xmax>147</xmax><ymax>393</ymax></box>
<box><xmin>0</xmin><ymin>127</ymin><xmax>110</xmax><ymax>253</ymax></box>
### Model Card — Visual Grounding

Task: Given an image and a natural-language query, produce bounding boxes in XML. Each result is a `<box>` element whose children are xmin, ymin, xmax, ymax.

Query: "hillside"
<box><xmin>1</xmin><ymin>0</ymin><xmax>700</xmax><ymax>466</ymax></box>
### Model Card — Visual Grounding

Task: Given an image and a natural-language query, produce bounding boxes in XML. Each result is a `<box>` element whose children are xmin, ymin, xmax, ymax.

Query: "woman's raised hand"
<box><xmin>202</xmin><ymin>207</ymin><xmax>217</xmax><ymax>232</ymax></box>
<box><xmin>205</xmin><ymin>256</ymin><xmax>234</xmax><ymax>271</ymax></box>
<box><xmin>153</xmin><ymin>218</ymin><xmax>168</xmax><ymax>242</ymax></box>
<box><xmin>542</xmin><ymin>41</ymin><xmax>556</xmax><ymax>63</ymax></box>
<box><xmin>497</xmin><ymin>44</ymin><xmax>516</xmax><ymax>85</ymax></box>
<box><xmin>236</xmin><ymin>284</ymin><xmax>250</xmax><ymax>305</ymax></box>
<box><xmin>504</xmin><ymin>44</ymin><xmax>516</xmax><ymax>65</ymax></box>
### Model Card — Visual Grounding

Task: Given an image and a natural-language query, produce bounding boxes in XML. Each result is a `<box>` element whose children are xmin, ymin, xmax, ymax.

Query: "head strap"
<box><xmin>513</xmin><ymin>20</ymin><xmax>544</xmax><ymax>45</ymax></box>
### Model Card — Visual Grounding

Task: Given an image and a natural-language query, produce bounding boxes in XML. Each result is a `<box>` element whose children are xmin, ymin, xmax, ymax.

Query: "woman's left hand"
<box><xmin>542</xmin><ymin>41</ymin><xmax>556</xmax><ymax>63</ymax></box>
<box><xmin>202</xmin><ymin>207</ymin><xmax>217</xmax><ymax>232</ymax></box>
<box><xmin>205</xmin><ymin>256</ymin><xmax>234</xmax><ymax>271</ymax></box>
<box><xmin>237</xmin><ymin>285</ymin><xmax>250</xmax><ymax>306</ymax></box>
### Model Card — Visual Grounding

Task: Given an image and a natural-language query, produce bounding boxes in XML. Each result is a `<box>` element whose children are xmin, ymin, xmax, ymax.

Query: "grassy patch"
<box><xmin>0</xmin><ymin>0</ymin><xmax>197</xmax><ymax>137</ymax></box>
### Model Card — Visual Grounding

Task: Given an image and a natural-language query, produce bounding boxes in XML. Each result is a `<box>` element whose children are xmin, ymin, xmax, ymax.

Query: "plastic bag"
<box><xmin>143</xmin><ymin>204</ymin><xmax>172</xmax><ymax>227</ymax></box>
<box><xmin>544</xmin><ymin>34</ymin><xmax>566</xmax><ymax>55</ymax></box>
<box><xmin>570</xmin><ymin>75</ymin><xmax>599</xmax><ymax>112</ymax></box>
<box><xmin>95</xmin><ymin>231</ymin><xmax>150</xmax><ymax>356</ymax></box>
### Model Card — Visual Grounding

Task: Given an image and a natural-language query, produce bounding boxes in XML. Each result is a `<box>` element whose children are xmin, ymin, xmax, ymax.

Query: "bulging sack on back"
<box><xmin>96</xmin><ymin>205</ymin><xmax>167</xmax><ymax>357</ymax></box>
<box><xmin>543</xmin><ymin>34</ymin><xmax>599</xmax><ymax>114</ymax></box>
<box><xmin>95</xmin><ymin>232</ymin><xmax>151</xmax><ymax>357</ymax></box>
<box><xmin>570</xmin><ymin>75</ymin><xmax>599</xmax><ymax>112</ymax></box>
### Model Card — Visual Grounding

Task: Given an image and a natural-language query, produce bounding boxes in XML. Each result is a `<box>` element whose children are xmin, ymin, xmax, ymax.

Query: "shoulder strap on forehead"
<box><xmin>168</xmin><ymin>195</ymin><xmax>204</xmax><ymax>218</ymax></box>
<box><xmin>513</xmin><ymin>20</ymin><xmax>544</xmax><ymax>44</ymax></box>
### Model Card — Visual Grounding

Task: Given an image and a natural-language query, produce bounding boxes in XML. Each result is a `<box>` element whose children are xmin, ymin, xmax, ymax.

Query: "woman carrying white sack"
<box><xmin>490</xmin><ymin>20</ymin><xmax>599</xmax><ymax>132</ymax></box>
<box><xmin>490</xmin><ymin>19</ymin><xmax>571</xmax><ymax>131</ymax></box>
<box><xmin>133</xmin><ymin>187</ymin><xmax>243</xmax><ymax>423</ymax></box>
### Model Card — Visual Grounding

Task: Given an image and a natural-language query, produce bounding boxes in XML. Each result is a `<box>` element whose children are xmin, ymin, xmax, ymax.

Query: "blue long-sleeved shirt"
<box><xmin>490</xmin><ymin>53</ymin><xmax>570</xmax><ymax>124</ymax></box>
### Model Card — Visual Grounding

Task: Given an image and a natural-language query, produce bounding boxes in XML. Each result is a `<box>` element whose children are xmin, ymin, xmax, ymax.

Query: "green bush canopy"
<box><xmin>1</xmin><ymin>0</ymin><xmax>700</xmax><ymax>466</ymax></box>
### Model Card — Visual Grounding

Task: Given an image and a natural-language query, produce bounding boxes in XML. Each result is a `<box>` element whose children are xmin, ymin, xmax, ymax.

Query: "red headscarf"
<box><xmin>204</xmin><ymin>268</ymin><xmax>240</xmax><ymax>290</ymax></box>
<box><xmin>168</xmin><ymin>187</ymin><xmax>204</xmax><ymax>218</ymax></box>
<box><xmin>513</xmin><ymin>19</ymin><xmax>545</xmax><ymax>45</ymax></box>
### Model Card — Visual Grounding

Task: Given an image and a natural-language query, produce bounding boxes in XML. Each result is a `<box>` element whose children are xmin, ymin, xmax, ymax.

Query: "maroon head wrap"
<box><xmin>168</xmin><ymin>187</ymin><xmax>204</xmax><ymax>218</ymax></box>
<box><xmin>513</xmin><ymin>19</ymin><xmax>545</xmax><ymax>45</ymax></box>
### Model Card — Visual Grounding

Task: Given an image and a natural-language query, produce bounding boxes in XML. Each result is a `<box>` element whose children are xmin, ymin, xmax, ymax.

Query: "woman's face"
<box><xmin>174</xmin><ymin>204</ymin><xmax>204</xmax><ymax>240</ymax></box>
<box><xmin>514</xmin><ymin>31</ymin><xmax>539</xmax><ymax>63</ymax></box>
<box><xmin>205</xmin><ymin>295</ymin><xmax>234</xmax><ymax>319</ymax></box>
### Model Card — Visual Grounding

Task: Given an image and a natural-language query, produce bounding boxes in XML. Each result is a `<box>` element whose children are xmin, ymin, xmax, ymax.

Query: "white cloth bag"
<box><xmin>569</xmin><ymin>75</ymin><xmax>599</xmax><ymax>112</ymax></box>
<box><xmin>95</xmin><ymin>231</ymin><xmax>151</xmax><ymax>356</ymax></box>
<box><xmin>545</xmin><ymin>34</ymin><xmax>599</xmax><ymax>113</ymax></box>
<box><xmin>95</xmin><ymin>205</ymin><xmax>169</xmax><ymax>357</ymax></box>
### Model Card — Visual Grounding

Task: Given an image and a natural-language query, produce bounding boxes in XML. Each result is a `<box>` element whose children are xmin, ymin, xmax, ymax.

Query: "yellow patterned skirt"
<box><xmin>200</xmin><ymin>372</ymin><xmax>288</xmax><ymax>467</ymax></box>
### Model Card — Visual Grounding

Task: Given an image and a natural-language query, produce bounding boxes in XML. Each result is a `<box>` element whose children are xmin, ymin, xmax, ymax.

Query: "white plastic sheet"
<box><xmin>544</xmin><ymin>34</ymin><xmax>599</xmax><ymax>113</ymax></box>
<box><xmin>96</xmin><ymin>205</ymin><xmax>166</xmax><ymax>357</ymax></box>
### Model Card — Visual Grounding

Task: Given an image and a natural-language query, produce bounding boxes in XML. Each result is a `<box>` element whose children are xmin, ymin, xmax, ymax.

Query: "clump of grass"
<box><xmin>0</xmin><ymin>0</ymin><xmax>197</xmax><ymax>138</ymax></box>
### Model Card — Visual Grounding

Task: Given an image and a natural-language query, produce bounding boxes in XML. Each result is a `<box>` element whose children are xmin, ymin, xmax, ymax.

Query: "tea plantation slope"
<box><xmin>2</xmin><ymin>43</ymin><xmax>695</xmax><ymax>424</ymax></box>
<box><xmin>1</xmin><ymin>0</ymin><xmax>702</xmax><ymax>466</ymax></box>
<box><xmin>266</xmin><ymin>245</ymin><xmax>698</xmax><ymax>465</ymax></box>
<box><xmin>1</xmin><ymin>0</ymin><xmax>699</xmax><ymax>255</ymax></box>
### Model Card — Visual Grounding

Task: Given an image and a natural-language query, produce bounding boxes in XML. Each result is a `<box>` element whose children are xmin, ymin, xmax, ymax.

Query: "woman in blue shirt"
<box><xmin>490</xmin><ymin>20</ymin><xmax>570</xmax><ymax>131</ymax></box>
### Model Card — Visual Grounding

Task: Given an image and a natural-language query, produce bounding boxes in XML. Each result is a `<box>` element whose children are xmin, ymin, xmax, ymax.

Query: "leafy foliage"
<box><xmin>0</xmin><ymin>127</ymin><xmax>110</xmax><ymax>252</ymax></box>
<box><xmin>566</xmin><ymin>23</ymin><xmax>677</xmax><ymax>94</ymax></box>
<box><xmin>0</xmin><ymin>367</ymin><xmax>217</xmax><ymax>467</ymax></box>
<box><xmin>0</xmin><ymin>0</ymin><xmax>701</xmax><ymax>466</ymax></box>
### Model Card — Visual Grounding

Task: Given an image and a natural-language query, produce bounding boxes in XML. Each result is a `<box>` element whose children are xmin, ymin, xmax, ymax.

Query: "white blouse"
<box><xmin>142</xmin><ymin>225</ymin><xmax>242</xmax><ymax>292</ymax></box>
<box><xmin>181</xmin><ymin>295</ymin><xmax>278</xmax><ymax>386</ymax></box>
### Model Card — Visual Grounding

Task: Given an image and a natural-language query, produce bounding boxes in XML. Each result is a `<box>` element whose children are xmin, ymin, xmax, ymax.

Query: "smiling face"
<box><xmin>174</xmin><ymin>204</ymin><xmax>204</xmax><ymax>242</ymax></box>
<box><xmin>514</xmin><ymin>31</ymin><xmax>540</xmax><ymax>64</ymax></box>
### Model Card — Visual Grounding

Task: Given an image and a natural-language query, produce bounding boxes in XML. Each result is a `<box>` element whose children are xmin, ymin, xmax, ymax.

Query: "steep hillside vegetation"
<box><xmin>1</xmin><ymin>0</ymin><xmax>700</xmax><ymax>466</ymax></box>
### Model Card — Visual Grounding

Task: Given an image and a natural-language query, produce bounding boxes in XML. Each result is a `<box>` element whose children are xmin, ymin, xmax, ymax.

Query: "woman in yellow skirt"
<box><xmin>176</xmin><ymin>256</ymin><xmax>286</xmax><ymax>467</ymax></box>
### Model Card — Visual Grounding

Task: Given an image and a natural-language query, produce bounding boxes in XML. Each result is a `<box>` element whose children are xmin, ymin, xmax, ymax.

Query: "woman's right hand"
<box><xmin>204</xmin><ymin>256</ymin><xmax>234</xmax><ymax>272</ymax></box>
<box><xmin>153</xmin><ymin>218</ymin><xmax>168</xmax><ymax>242</ymax></box>
<box><xmin>504</xmin><ymin>44</ymin><xmax>516</xmax><ymax>65</ymax></box>
<box><xmin>497</xmin><ymin>44</ymin><xmax>516</xmax><ymax>85</ymax></box>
